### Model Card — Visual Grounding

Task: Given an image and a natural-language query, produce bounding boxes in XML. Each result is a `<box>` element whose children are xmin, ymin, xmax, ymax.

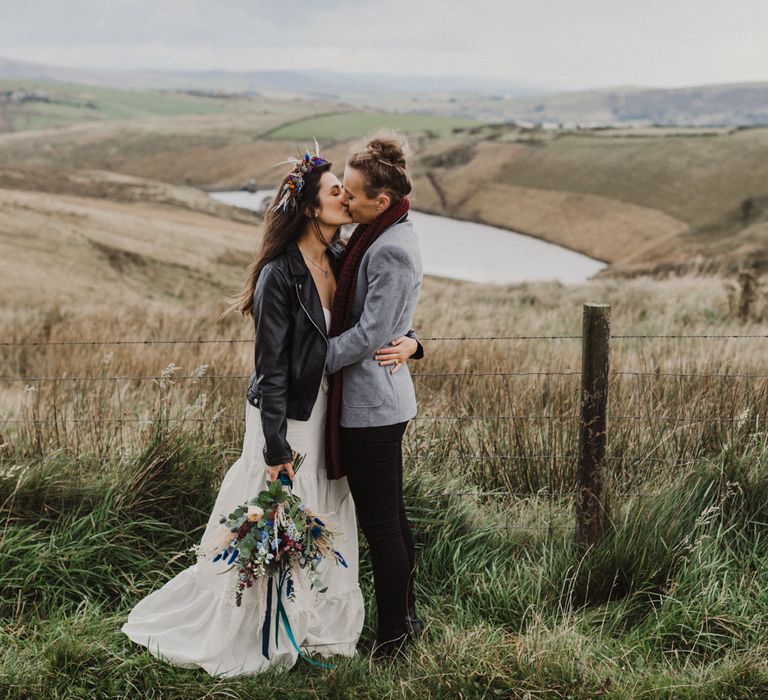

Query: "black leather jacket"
<box><xmin>246</xmin><ymin>241</ymin><xmax>423</xmax><ymax>466</ymax></box>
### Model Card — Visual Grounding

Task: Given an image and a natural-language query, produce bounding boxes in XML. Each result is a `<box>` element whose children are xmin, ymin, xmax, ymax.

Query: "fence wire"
<box><xmin>3</xmin><ymin>331</ymin><xmax>766</xmax><ymax>534</ymax></box>
<box><xmin>5</xmin><ymin>370</ymin><xmax>768</xmax><ymax>382</ymax></box>
<box><xmin>3</xmin><ymin>332</ymin><xmax>768</xmax><ymax>347</ymax></box>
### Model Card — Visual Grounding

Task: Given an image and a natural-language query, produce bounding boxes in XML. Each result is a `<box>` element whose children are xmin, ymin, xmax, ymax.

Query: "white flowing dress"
<box><xmin>122</xmin><ymin>308</ymin><xmax>365</xmax><ymax>677</ymax></box>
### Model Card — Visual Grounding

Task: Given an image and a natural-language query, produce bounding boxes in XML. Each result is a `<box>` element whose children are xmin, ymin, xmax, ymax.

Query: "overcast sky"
<box><xmin>1</xmin><ymin>0</ymin><xmax>767</xmax><ymax>90</ymax></box>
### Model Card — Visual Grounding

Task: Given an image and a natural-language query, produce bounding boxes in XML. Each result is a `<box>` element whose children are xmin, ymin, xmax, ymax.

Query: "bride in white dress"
<box><xmin>121</xmin><ymin>147</ymin><xmax>421</xmax><ymax>677</ymax></box>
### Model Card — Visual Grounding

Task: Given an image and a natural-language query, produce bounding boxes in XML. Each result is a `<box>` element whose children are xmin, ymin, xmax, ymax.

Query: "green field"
<box><xmin>0</xmin><ymin>79</ymin><xmax>476</xmax><ymax>138</ymax></box>
<box><xmin>263</xmin><ymin>111</ymin><xmax>478</xmax><ymax>141</ymax></box>
<box><xmin>5</xmin><ymin>431</ymin><xmax>768</xmax><ymax>698</ymax></box>
<box><xmin>0</xmin><ymin>79</ymin><xmax>324</xmax><ymax>133</ymax></box>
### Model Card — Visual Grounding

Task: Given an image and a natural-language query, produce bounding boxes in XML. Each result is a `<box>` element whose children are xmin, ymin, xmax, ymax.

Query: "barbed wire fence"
<box><xmin>3</xmin><ymin>304</ymin><xmax>768</xmax><ymax>546</ymax></box>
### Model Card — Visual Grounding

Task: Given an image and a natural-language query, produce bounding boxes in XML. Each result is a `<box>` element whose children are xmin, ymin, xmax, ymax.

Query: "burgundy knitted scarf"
<box><xmin>325</xmin><ymin>197</ymin><xmax>410</xmax><ymax>479</ymax></box>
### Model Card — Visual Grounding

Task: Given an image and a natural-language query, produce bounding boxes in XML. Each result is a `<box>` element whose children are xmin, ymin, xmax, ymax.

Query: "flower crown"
<box><xmin>273</xmin><ymin>139</ymin><xmax>329</xmax><ymax>213</ymax></box>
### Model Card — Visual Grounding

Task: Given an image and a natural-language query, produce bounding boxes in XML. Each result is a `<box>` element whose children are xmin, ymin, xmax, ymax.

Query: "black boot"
<box><xmin>405</xmin><ymin>604</ymin><xmax>423</xmax><ymax>636</ymax></box>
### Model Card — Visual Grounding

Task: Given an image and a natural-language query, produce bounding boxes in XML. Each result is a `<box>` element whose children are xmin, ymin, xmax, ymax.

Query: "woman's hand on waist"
<box><xmin>374</xmin><ymin>335</ymin><xmax>419</xmax><ymax>373</ymax></box>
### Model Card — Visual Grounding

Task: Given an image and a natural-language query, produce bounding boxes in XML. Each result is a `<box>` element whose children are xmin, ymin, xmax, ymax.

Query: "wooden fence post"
<box><xmin>576</xmin><ymin>303</ymin><xmax>611</xmax><ymax>552</ymax></box>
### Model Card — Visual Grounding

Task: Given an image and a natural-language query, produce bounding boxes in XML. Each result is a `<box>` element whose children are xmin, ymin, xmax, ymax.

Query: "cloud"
<box><xmin>1</xmin><ymin>0</ymin><xmax>767</xmax><ymax>88</ymax></box>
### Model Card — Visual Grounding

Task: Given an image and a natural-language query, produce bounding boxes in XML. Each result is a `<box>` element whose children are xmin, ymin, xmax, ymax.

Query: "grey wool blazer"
<box><xmin>326</xmin><ymin>218</ymin><xmax>423</xmax><ymax>428</ymax></box>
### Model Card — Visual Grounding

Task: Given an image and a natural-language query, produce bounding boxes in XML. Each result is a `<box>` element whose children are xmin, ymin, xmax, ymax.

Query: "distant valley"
<box><xmin>2</xmin><ymin>56</ymin><xmax>767</xmax><ymax>128</ymax></box>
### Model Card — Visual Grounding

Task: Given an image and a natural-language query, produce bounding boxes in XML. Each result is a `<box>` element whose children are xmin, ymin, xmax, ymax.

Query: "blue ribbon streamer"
<box><xmin>260</xmin><ymin>569</ymin><xmax>336</xmax><ymax>670</ymax></box>
<box><xmin>261</xmin><ymin>576</ymin><xmax>273</xmax><ymax>660</ymax></box>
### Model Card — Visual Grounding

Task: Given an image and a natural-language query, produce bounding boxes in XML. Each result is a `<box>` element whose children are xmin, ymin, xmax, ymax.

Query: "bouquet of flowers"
<box><xmin>193</xmin><ymin>451</ymin><xmax>348</xmax><ymax>667</ymax></box>
<box><xmin>200</xmin><ymin>451</ymin><xmax>347</xmax><ymax>607</ymax></box>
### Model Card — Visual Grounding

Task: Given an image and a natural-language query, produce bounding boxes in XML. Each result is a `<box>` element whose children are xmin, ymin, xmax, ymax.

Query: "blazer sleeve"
<box><xmin>326</xmin><ymin>243</ymin><xmax>417</xmax><ymax>374</ymax></box>
<box><xmin>251</xmin><ymin>265</ymin><xmax>293</xmax><ymax>466</ymax></box>
<box><xmin>405</xmin><ymin>329</ymin><xmax>425</xmax><ymax>360</ymax></box>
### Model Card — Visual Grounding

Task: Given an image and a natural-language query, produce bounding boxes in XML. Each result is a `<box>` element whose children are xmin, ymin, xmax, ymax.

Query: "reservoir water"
<box><xmin>209</xmin><ymin>190</ymin><xmax>606</xmax><ymax>285</ymax></box>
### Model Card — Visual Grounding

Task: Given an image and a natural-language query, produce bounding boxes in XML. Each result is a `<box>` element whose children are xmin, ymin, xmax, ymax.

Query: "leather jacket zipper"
<box><xmin>296</xmin><ymin>283</ymin><xmax>329</xmax><ymax>383</ymax></box>
<box><xmin>296</xmin><ymin>283</ymin><xmax>328</xmax><ymax>344</ymax></box>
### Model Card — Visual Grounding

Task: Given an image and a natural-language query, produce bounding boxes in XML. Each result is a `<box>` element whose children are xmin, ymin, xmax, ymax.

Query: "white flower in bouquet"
<box><xmin>247</xmin><ymin>505</ymin><xmax>264</xmax><ymax>522</ymax></box>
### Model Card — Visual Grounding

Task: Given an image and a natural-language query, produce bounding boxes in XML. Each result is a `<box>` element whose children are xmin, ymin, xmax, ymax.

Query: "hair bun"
<box><xmin>366</xmin><ymin>132</ymin><xmax>411</xmax><ymax>168</ymax></box>
<box><xmin>347</xmin><ymin>129</ymin><xmax>413</xmax><ymax>202</ymax></box>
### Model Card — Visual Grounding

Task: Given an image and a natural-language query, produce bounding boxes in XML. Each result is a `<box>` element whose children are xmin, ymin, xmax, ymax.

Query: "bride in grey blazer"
<box><xmin>325</xmin><ymin>132</ymin><xmax>424</xmax><ymax>660</ymax></box>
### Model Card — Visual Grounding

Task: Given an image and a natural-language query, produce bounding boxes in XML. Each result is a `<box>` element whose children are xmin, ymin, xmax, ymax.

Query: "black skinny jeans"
<box><xmin>340</xmin><ymin>421</ymin><xmax>416</xmax><ymax>643</ymax></box>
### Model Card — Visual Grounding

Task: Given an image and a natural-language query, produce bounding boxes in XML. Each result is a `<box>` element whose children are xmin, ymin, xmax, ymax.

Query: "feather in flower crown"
<box><xmin>272</xmin><ymin>139</ymin><xmax>329</xmax><ymax>213</ymax></box>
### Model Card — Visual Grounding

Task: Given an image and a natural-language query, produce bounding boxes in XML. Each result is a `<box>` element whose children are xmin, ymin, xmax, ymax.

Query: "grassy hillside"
<box><xmin>0</xmin><ymin>167</ymin><xmax>256</xmax><ymax>220</ymax></box>
<box><xmin>5</xmin><ymin>57</ymin><xmax>767</xmax><ymax>127</ymax></box>
<box><xmin>5</xmin><ymin>429</ymin><xmax>768</xmax><ymax>697</ymax></box>
<box><xmin>344</xmin><ymin>83</ymin><xmax>768</xmax><ymax>128</ymax></box>
<box><xmin>0</xmin><ymin>78</ymin><xmax>327</xmax><ymax>133</ymax></box>
<box><xmin>0</xmin><ymin>182</ymin><xmax>260</xmax><ymax>311</ymax></box>
<box><xmin>495</xmin><ymin>82</ymin><xmax>768</xmax><ymax>127</ymax></box>
<box><xmin>1</xmin><ymin>97</ymin><xmax>767</xmax><ymax>274</ymax></box>
<box><xmin>413</xmin><ymin>126</ymin><xmax>768</xmax><ymax>273</ymax></box>
<box><xmin>496</xmin><ymin>129</ymin><xmax>768</xmax><ymax>229</ymax></box>
<box><xmin>263</xmin><ymin>111</ymin><xmax>477</xmax><ymax>140</ymax></box>
<box><xmin>0</xmin><ymin>112</ymin><xmax>356</xmax><ymax>189</ymax></box>
<box><xmin>3</xmin><ymin>259</ymin><xmax>768</xmax><ymax>696</ymax></box>
<box><xmin>0</xmin><ymin>107</ymin><xmax>476</xmax><ymax>188</ymax></box>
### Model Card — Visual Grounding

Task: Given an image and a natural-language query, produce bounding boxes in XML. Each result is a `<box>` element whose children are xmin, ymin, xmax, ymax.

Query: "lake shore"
<box><xmin>1</xmin><ymin>113</ymin><xmax>766</xmax><ymax>277</ymax></box>
<box><xmin>209</xmin><ymin>190</ymin><xmax>607</xmax><ymax>285</ymax></box>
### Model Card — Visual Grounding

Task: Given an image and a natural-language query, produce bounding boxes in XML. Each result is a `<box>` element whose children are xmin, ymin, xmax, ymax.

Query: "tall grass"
<box><xmin>4</xmin><ymin>425</ymin><xmax>768</xmax><ymax>697</ymax></box>
<box><xmin>4</xmin><ymin>275</ymin><xmax>767</xmax><ymax>495</ymax></box>
<box><xmin>3</xmin><ymin>273</ymin><xmax>768</xmax><ymax>696</ymax></box>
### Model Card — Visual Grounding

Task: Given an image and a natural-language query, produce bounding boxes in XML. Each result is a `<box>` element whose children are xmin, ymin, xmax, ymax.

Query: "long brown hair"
<box><xmin>227</xmin><ymin>161</ymin><xmax>333</xmax><ymax>318</ymax></box>
<box><xmin>347</xmin><ymin>130</ymin><xmax>412</xmax><ymax>204</ymax></box>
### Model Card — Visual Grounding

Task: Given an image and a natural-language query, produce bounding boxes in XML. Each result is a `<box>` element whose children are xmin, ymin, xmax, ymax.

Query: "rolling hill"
<box><xmin>0</xmin><ymin>77</ymin><xmax>330</xmax><ymax>133</ymax></box>
<box><xmin>3</xmin><ymin>57</ymin><xmax>767</xmax><ymax>127</ymax></box>
<box><xmin>464</xmin><ymin>83</ymin><xmax>768</xmax><ymax>127</ymax></box>
<box><xmin>2</xmin><ymin>106</ymin><xmax>767</xmax><ymax>276</ymax></box>
<box><xmin>0</xmin><ymin>181</ymin><xmax>260</xmax><ymax>312</ymax></box>
<box><xmin>0</xmin><ymin>56</ymin><xmax>548</xmax><ymax>98</ymax></box>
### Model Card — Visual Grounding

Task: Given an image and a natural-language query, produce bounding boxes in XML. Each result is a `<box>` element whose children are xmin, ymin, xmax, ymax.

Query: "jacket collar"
<box><xmin>285</xmin><ymin>241</ymin><xmax>309</xmax><ymax>278</ymax></box>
